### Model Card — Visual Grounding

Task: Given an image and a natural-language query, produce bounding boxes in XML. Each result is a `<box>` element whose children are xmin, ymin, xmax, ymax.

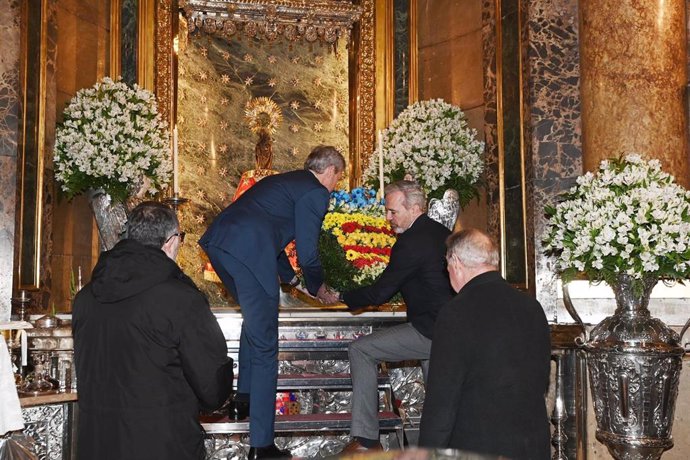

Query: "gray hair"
<box><xmin>384</xmin><ymin>180</ymin><xmax>427</xmax><ymax>212</ymax></box>
<box><xmin>446</xmin><ymin>229</ymin><xmax>499</xmax><ymax>269</ymax></box>
<box><xmin>304</xmin><ymin>145</ymin><xmax>346</xmax><ymax>174</ymax></box>
<box><xmin>126</xmin><ymin>201</ymin><xmax>179</xmax><ymax>249</ymax></box>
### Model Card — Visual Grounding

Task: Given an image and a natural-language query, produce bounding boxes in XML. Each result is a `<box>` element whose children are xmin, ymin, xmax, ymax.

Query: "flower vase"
<box><xmin>86</xmin><ymin>189</ymin><xmax>128</xmax><ymax>251</ymax></box>
<box><xmin>585</xmin><ymin>275</ymin><xmax>684</xmax><ymax>459</ymax></box>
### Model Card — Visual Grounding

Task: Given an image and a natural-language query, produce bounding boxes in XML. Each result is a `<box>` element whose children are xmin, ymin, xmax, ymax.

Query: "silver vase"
<box><xmin>585</xmin><ymin>275</ymin><xmax>684</xmax><ymax>459</ymax></box>
<box><xmin>427</xmin><ymin>189</ymin><xmax>460</xmax><ymax>231</ymax></box>
<box><xmin>86</xmin><ymin>189</ymin><xmax>128</xmax><ymax>251</ymax></box>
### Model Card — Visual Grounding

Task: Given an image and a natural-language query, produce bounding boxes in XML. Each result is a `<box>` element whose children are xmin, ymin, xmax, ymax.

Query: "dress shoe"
<box><xmin>228</xmin><ymin>399</ymin><xmax>250</xmax><ymax>420</ymax></box>
<box><xmin>340</xmin><ymin>439</ymin><xmax>383</xmax><ymax>454</ymax></box>
<box><xmin>247</xmin><ymin>444</ymin><xmax>292</xmax><ymax>459</ymax></box>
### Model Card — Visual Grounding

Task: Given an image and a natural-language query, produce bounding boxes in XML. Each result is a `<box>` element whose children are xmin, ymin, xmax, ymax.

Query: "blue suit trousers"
<box><xmin>206</xmin><ymin>247</ymin><xmax>280</xmax><ymax>447</ymax></box>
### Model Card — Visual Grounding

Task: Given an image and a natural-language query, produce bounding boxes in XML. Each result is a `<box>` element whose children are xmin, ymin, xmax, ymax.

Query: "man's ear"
<box><xmin>161</xmin><ymin>237</ymin><xmax>174</xmax><ymax>254</ymax></box>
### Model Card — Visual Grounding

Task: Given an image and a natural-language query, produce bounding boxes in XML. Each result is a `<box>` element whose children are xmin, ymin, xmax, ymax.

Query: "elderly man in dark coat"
<box><xmin>73</xmin><ymin>202</ymin><xmax>233</xmax><ymax>460</ymax></box>
<box><xmin>419</xmin><ymin>229</ymin><xmax>551</xmax><ymax>459</ymax></box>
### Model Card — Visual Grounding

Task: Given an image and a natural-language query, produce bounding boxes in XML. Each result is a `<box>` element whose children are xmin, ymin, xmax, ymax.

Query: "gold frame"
<box><xmin>375</xmin><ymin>0</ymin><xmax>394</xmax><ymax>127</ymax></box>
<box><xmin>375</xmin><ymin>0</ymin><xmax>418</xmax><ymax>128</ymax></box>
<box><xmin>153</xmin><ymin>0</ymin><xmax>376</xmax><ymax>188</ymax></box>
<box><xmin>138</xmin><ymin>0</ymin><xmax>156</xmax><ymax>90</ymax></box>
<box><xmin>15</xmin><ymin>0</ymin><xmax>48</xmax><ymax>291</ymax></box>
<box><xmin>495</xmin><ymin>0</ymin><xmax>529</xmax><ymax>290</ymax></box>
<box><xmin>408</xmin><ymin>0</ymin><xmax>418</xmax><ymax>105</ymax></box>
<box><xmin>109</xmin><ymin>0</ymin><xmax>122</xmax><ymax>79</ymax></box>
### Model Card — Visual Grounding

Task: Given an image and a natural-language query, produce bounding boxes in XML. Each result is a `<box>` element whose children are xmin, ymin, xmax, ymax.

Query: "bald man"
<box><xmin>419</xmin><ymin>229</ymin><xmax>551</xmax><ymax>459</ymax></box>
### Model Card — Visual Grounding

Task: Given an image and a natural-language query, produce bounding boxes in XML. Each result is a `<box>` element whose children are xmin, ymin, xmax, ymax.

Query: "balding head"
<box><xmin>445</xmin><ymin>229</ymin><xmax>499</xmax><ymax>292</ymax></box>
<box><xmin>446</xmin><ymin>229</ymin><xmax>499</xmax><ymax>269</ymax></box>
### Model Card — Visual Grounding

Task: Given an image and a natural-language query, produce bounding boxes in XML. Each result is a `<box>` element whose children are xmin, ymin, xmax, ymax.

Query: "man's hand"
<box><xmin>316</xmin><ymin>283</ymin><xmax>340</xmax><ymax>304</ymax></box>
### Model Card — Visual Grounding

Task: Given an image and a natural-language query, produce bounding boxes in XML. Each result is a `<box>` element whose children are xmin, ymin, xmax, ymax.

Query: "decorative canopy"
<box><xmin>184</xmin><ymin>0</ymin><xmax>363</xmax><ymax>43</ymax></box>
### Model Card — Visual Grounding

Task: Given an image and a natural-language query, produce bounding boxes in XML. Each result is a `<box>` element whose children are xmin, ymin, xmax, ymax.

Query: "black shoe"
<box><xmin>248</xmin><ymin>444</ymin><xmax>291</xmax><ymax>459</ymax></box>
<box><xmin>228</xmin><ymin>399</ymin><xmax>250</xmax><ymax>420</ymax></box>
<box><xmin>228</xmin><ymin>393</ymin><xmax>250</xmax><ymax>420</ymax></box>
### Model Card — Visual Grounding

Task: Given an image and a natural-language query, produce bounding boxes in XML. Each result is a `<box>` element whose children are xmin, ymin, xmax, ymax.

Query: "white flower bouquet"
<box><xmin>363</xmin><ymin>99</ymin><xmax>484</xmax><ymax>203</ymax></box>
<box><xmin>543</xmin><ymin>154</ymin><xmax>690</xmax><ymax>290</ymax></box>
<box><xmin>54</xmin><ymin>77</ymin><xmax>172</xmax><ymax>202</ymax></box>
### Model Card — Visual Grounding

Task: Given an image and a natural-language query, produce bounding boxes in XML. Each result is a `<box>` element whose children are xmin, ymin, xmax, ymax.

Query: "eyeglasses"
<box><xmin>166</xmin><ymin>231</ymin><xmax>186</xmax><ymax>244</ymax></box>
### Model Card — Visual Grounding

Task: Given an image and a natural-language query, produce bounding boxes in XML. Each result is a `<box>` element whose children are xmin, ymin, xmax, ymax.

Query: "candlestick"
<box><xmin>378</xmin><ymin>130</ymin><xmax>385</xmax><ymax>200</ymax></box>
<box><xmin>173</xmin><ymin>126</ymin><xmax>179</xmax><ymax>194</ymax></box>
<box><xmin>164</xmin><ymin>193</ymin><xmax>190</xmax><ymax>212</ymax></box>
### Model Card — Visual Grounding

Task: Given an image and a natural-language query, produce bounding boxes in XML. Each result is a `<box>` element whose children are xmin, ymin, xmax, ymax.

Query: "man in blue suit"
<box><xmin>199</xmin><ymin>145</ymin><xmax>343</xmax><ymax>459</ymax></box>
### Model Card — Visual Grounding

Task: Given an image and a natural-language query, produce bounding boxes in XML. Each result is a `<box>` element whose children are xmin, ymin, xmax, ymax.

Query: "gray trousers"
<box><xmin>349</xmin><ymin>322</ymin><xmax>432</xmax><ymax>440</ymax></box>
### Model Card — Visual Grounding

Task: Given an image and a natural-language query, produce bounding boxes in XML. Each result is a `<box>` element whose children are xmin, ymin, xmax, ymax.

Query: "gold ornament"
<box><xmin>244</xmin><ymin>97</ymin><xmax>283</xmax><ymax>135</ymax></box>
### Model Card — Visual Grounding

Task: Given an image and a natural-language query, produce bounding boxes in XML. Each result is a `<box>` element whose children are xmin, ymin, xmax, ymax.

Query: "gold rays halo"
<box><xmin>244</xmin><ymin>97</ymin><xmax>283</xmax><ymax>135</ymax></box>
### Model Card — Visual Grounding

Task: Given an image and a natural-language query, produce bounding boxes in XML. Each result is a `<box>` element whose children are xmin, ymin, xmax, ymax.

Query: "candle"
<box><xmin>173</xmin><ymin>126</ymin><xmax>179</xmax><ymax>195</ymax></box>
<box><xmin>377</xmin><ymin>130</ymin><xmax>385</xmax><ymax>199</ymax></box>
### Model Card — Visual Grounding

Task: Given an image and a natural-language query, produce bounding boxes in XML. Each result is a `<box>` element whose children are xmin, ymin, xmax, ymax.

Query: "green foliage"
<box><xmin>319</xmin><ymin>232</ymin><xmax>359</xmax><ymax>293</ymax></box>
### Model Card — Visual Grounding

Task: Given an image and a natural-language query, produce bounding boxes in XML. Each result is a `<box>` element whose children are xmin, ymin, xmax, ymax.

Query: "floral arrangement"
<box><xmin>54</xmin><ymin>77</ymin><xmax>172</xmax><ymax>202</ymax></box>
<box><xmin>543</xmin><ymin>154</ymin><xmax>690</xmax><ymax>292</ymax></box>
<box><xmin>319</xmin><ymin>188</ymin><xmax>397</xmax><ymax>292</ymax></box>
<box><xmin>363</xmin><ymin>99</ymin><xmax>484</xmax><ymax>203</ymax></box>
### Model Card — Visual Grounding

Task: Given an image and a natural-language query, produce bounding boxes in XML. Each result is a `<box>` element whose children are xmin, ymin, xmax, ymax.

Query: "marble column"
<box><xmin>0</xmin><ymin>2</ymin><xmax>21</xmax><ymax>321</ymax></box>
<box><xmin>579</xmin><ymin>0</ymin><xmax>689</xmax><ymax>186</ymax></box>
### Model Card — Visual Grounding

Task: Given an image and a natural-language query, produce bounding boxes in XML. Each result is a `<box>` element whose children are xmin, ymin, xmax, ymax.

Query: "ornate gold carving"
<box><xmin>353</xmin><ymin>0</ymin><xmax>376</xmax><ymax>186</ymax></box>
<box><xmin>155</xmin><ymin>0</ymin><xmax>173</xmax><ymax>129</ymax></box>
<box><xmin>185</xmin><ymin>0</ymin><xmax>362</xmax><ymax>44</ymax></box>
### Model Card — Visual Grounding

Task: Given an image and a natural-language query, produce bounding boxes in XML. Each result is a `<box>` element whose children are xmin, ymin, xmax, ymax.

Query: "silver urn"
<box><xmin>582</xmin><ymin>275</ymin><xmax>685</xmax><ymax>459</ymax></box>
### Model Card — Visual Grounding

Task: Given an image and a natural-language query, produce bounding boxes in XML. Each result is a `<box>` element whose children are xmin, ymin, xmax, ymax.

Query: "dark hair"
<box><xmin>126</xmin><ymin>201</ymin><xmax>179</xmax><ymax>248</ymax></box>
<box><xmin>304</xmin><ymin>145</ymin><xmax>346</xmax><ymax>173</ymax></box>
<box><xmin>385</xmin><ymin>180</ymin><xmax>427</xmax><ymax>211</ymax></box>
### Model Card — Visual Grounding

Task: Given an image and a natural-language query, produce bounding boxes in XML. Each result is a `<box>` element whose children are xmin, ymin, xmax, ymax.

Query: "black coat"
<box><xmin>343</xmin><ymin>214</ymin><xmax>453</xmax><ymax>339</ymax></box>
<box><xmin>73</xmin><ymin>240</ymin><xmax>233</xmax><ymax>460</ymax></box>
<box><xmin>419</xmin><ymin>271</ymin><xmax>551</xmax><ymax>459</ymax></box>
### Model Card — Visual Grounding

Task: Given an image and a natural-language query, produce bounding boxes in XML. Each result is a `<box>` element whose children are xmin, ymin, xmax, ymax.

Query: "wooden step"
<box><xmin>200</xmin><ymin>411</ymin><xmax>402</xmax><ymax>434</ymax></box>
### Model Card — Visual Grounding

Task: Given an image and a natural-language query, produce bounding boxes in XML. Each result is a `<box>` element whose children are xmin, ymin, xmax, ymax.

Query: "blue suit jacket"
<box><xmin>199</xmin><ymin>169</ymin><xmax>329</xmax><ymax>296</ymax></box>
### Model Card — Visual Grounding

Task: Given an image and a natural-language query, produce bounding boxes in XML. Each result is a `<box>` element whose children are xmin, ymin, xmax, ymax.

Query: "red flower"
<box><xmin>341</xmin><ymin>222</ymin><xmax>361</xmax><ymax>233</ymax></box>
<box><xmin>362</xmin><ymin>225</ymin><xmax>395</xmax><ymax>236</ymax></box>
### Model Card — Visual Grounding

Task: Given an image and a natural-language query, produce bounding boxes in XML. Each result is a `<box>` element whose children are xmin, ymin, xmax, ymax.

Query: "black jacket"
<box><xmin>419</xmin><ymin>271</ymin><xmax>551</xmax><ymax>459</ymax></box>
<box><xmin>73</xmin><ymin>240</ymin><xmax>233</xmax><ymax>460</ymax></box>
<box><xmin>343</xmin><ymin>214</ymin><xmax>453</xmax><ymax>339</ymax></box>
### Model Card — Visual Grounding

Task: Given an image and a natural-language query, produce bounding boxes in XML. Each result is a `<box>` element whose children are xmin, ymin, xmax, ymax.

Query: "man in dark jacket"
<box><xmin>341</xmin><ymin>180</ymin><xmax>454</xmax><ymax>452</ymax></box>
<box><xmin>73</xmin><ymin>202</ymin><xmax>233</xmax><ymax>460</ymax></box>
<box><xmin>419</xmin><ymin>229</ymin><xmax>551</xmax><ymax>459</ymax></box>
<box><xmin>199</xmin><ymin>146</ymin><xmax>343</xmax><ymax>458</ymax></box>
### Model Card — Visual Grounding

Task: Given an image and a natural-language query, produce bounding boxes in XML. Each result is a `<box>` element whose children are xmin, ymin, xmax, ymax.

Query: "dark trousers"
<box><xmin>205</xmin><ymin>246</ymin><xmax>280</xmax><ymax>447</ymax></box>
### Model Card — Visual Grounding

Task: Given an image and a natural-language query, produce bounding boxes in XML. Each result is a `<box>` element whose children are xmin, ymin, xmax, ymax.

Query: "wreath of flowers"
<box><xmin>244</xmin><ymin>96</ymin><xmax>283</xmax><ymax>135</ymax></box>
<box><xmin>363</xmin><ymin>99</ymin><xmax>484</xmax><ymax>203</ymax></box>
<box><xmin>319</xmin><ymin>188</ymin><xmax>397</xmax><ymax>292</ymax></box>
<box><xmin>543</xmin><ymin>154</ymin><xmax>690</xmax><ymax>292</ymax></box>
<box><xmin>53</xmin><ymin>77</ymin><xmax>172</xmax><ymax>202</ymax></box>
